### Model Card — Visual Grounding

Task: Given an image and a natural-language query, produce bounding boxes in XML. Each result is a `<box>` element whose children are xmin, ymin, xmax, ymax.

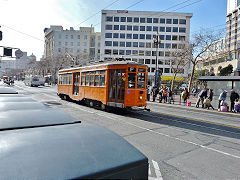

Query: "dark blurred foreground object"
<box><xmin>0</xmin><ymin>88</ymin><xmax>148</xmax><ymax>179</ymax></box>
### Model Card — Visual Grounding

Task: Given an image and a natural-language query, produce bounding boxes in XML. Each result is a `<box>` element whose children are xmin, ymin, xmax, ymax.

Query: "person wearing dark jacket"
<box><xmin>195</xmin><ymin>88</ymin><xmax>208</xmax><ymax>108</ymax></box>
<box><xmin>230</xmin><ymin>90</ymin><xmax>239</xmax><ymax>112</ymax></box>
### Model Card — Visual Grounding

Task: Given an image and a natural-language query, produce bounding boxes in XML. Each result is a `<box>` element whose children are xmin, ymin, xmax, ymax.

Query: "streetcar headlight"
<box><xmin>139</xmin><ymin>96</ymin><xmax>143</xmax><ymax>100</ymax></box>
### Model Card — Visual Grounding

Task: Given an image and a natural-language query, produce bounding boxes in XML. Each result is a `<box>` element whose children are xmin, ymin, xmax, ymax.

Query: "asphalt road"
<box><xmin>11</xmin><ymin>81</ymin><xmax>240</xmax><ymax>180</ymax></box>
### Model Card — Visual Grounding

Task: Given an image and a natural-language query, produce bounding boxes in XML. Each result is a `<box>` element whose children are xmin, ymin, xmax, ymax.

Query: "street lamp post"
<box><xmin>153</xmin><ymin>32</ymin><xmax>161</xmax><ymax>87</ymax></box>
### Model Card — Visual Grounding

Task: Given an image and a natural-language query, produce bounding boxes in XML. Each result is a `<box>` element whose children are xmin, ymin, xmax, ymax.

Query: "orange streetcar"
<box><xmin>57</xmin><ymin>61</ymin><xmax>148</xmax><ymax>110</ymax></box>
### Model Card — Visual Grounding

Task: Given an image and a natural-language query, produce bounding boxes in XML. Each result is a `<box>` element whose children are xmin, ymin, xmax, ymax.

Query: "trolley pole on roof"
<box><xmin>153</xmin><ymin>31</ymin><xmax>161</xmax><ymax>87</ymax></box>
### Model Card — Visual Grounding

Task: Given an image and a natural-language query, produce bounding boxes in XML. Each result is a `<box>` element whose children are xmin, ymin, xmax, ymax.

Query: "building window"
<box><xmin>140</xmin><ymin>34</ymin><xmax>145</xmax><ymax>39</ymax></box>
<box><xmin>179</xmin><ymin>19</ymin><xmax>186</xmax><ymax>24</ymax></box>
<box><xmin>164</xmin><ymin>68</ymin><xmax>170</xmax><ymax>73</ymax></box>
<box><xmin>105</xmin><ymin>49</ymin><xmax>111</xmax><ymax>54</ymax></box>
<box><xmin>140</xmin><ymin>18</ymin><xmax>145</xmax><ymax>23</ymax></box>
<box><xmin>121</xmin><ymin>17</ymin><xmax>126</xmax><ymax>22</ymax></box>
<box><xmin>146</xmin><ymin>34</ymin><xmax>152</xmax><ymax>39</ymax></box>
<box><xmin>173</xmin><ymin>19</ymin><xmax>178</xmax><ymax>24</ymax></box>
<box><xmin>77</xmin><ymin>42</ymin><xmax>80</xmax><ymax>46</ymax></box>
<box><xmin>105</xmin><ymin>25</ymin><xmax>112</xmax><ymax>30</ymax></box>
<box><xmin>133</xmin><ymin>34</ymin><xmax>138</xmax><ymax>39</ymax></box>
<box><xmin>120</xmin><ymin>41</ymin><xmax>125</xmax><ymax>47</ymax></box>
<box><xmin>127</xmin><ymin>17</ymin><xmax>132</xmax><ymax>22</ymax></box>
<box><xmin>159</xmin><ymin>43</ymin><xmax>164</xmax><ymax>48</ymax></box>
<box><xmin>145</xmin><ymin>51</ymin><xmax>151</xmax><ymax>56</ymax></box>
<box><xmin>132</xmin><ymin>50</ymin><xmax>138</xmax><ymax>55</ymax></box>
<box><xmin>71</xmin><ymin>35</ymin><xmax>74</xmax><ymax>39</ymax></box>
<box><xmin>139</xmin><ymin>50</ymin><xmax>144</xmax><ymax>55</ymax></box>
<box><xmin>139</xmin><ymin>42</ymin><xmax>144</xmax><ymax>47</ymax></box>
<box><xmin>84</xmin><ymin>35</ymin><xmax>88</xmax><ymax>40</ymax></box>
<box><xmin>159</xmin><ymin>35</ymin><xmax>164</xmax><ymax>40</ymax></box>
<box><xmin>147</xmin><ymin>18</ymin><xmax>152</xmax><ymax>23</ymax></box>
<box><xmin>153</xmin><ymin>18</ymin><xmax>159</xmax><ymax>23</ymax></box>
<box><xmin>105</xmin><ymin>33</ymin><xmax>112</xmax><ymax>38</ymax></box>
<box><xmin>71</xmin><ymin>42</ymin><xmax>73</xmax><ymax>46</ymax></box>
<box><xmin>120</xmin><ymin>25</ymin><xmax>126</xmax><ymax>30</ymax></box>
<box><xmin>145</xmin><ymin>59</ymin><xmax>150</xmax><ymax>64</ymax></box>
<box><xmin>65</xmin><ymin>35</ymin><xmax>68</xmax><ymax>39</ymax></box>
<box><xmin>173</xmin><ymin>27</ymin><xmax>178</xmax><ymax>32</ymax></box>
<box><xmin>114</xmin><ymin>25</ymin><xmax>119</xmax><ymax>30</ymax></box>
<box><xmin>166</xmin><ymin>19</ymin><xmax>172</xmax><ymax>24</ymax></box>
<box><xmin>160</xmin><ymin>27</ymin><xmax>165</xmax><ymax>32</ymax></box>
<box><xmin>165</xmin><ymin>43</ymin><xmax>171</xmax><ymax>48</ymax></box>
<box><xmin>113</xmin><ymin>41</ymin><xmax>118</xmax><ymax>47</ymax></box>
<box><xmin>114</xmin><ymin>17</ymin><xmax>119</xmax><ymax>22</ymax></box>
<box><xmin>159</xmin><ymin>51</ymin><xmax>164</xmax><ymax>56</ymax></box>
<box><xmin>166</xmin><ymin>35</ymin><xmax>171</xmax><ymax>40</ymax></box>
<box><xmin>133</xmin><ymin>42</ymin><xmax>138</xmax><ymax>47</ymax></box>
<box><xmin>78</xmin><ymin>35</ymin><xmax>80</xmax><ymax>39</ymax></box>
<box><xmin>133</xmin><ymin>26</ymin><xmax>139</xmax><ymax>31</ymax></box>
<box><xmin>106</xmin><ymin>16</ymin><xmax>113</xmax><ymax>22</ymax></box>
<box><xmin>172</xmin><ymin>44</ymin><xmax>178</xmax><ymax>49</ymax></box>
<box><xmin>152</xmin><ymin>59</ymin><xmax>155</xmax><ymax>64</ymax></box>
<box><xmin>166</xmin><ymin>27</ymin><xmax>171</xmax><ymax>32</ymax></box>
<box><xmin>120</xmin><ymin>33</ymin><xmax>125</xmax><ymax>38</ymax></box>
<box><xmin>165</xmin><ymin>52</ymin><xmax>170</xmax><ymax>57</ymax></box>
<box><xmin>127</xmin><ymin>25</ymin><xmax>132</xmax><ymax>30</ymax></box>
<box><xmin>134</xmin><ymin>17</ymin><xmax>139</xmax><ymax>23</ymax></box>
<box><xmin>105</xmin><ymin>41</ymin><xmax>112</xmax><ymax>46</ymax></box>
<box><xmin>113</xmin><ymin>49</ymin><xmax>118</xmax><ymax>55</ymax></box>
<box><xmin>172</xmin><ymin>35</ymin><xmax>178</xmax><ymax>40</ymax></box>
<box><xmin>126</xmin><ymin>34</ymin><xmax>132</xmax><ymax>39</ymax></box>
<box><xmin>153</xmin><ymin>26</ymin><xmax>158</xmax><ymax>32</ymax></box>
<box><xmin>126</xmin><ymin>42</ymin><xmax>132</xmax><ymax>47</ymax></box>
<box><xmin>146</xmin><ymin>42</ymin><xmax>151</xmax><ymax>48</ymax></box>
<box><xmin>179</xmin><ymin>36</ymin><xmax>185</xmax><ymax>41</ymax></box>
<box><xmin>146</xmin><ymin>26</ymin><xmax>152</xmax><ymax>31</ymax></box>
<box><xmin>126</xmin><ymin>50</ymin><xmax>131</xmax><ymax>55</ymax></box>
<box><xmin>119</xmin><ymin>50</ymin><xmax>124</xmax><ymax>55</ymax></box>
<box><xmin>179</xmin><ymin>28</ymin><xmax>186</xmax><ymax>33</ymax></box>
<box><xmin>160</xmin><ymin>18</ymin><xmax>165</xmax><ymax>24</ymax></box>
<box><xmin>140</xmin><ymin>26</ymin><xmax>145</xmax><ymax>31</ymax></box>
<box><xmin>113</xmin><ymin>33</ymin><xmax>119</xmax><ymax>38</ymax></box>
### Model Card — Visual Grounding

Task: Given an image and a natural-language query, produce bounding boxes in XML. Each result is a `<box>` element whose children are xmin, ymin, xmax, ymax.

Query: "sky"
<box><xmin>0</xmin><ymin>0</ymin><xmax>227</xmax><ymax>60</ymax></box>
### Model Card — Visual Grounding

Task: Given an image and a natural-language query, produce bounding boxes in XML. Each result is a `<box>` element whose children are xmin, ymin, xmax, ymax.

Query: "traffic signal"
<box><xmin>0</xmin><ymin>31</ymin><xmax>2</xmax><ymax>41</ymax></box>
<box><xmin>4</xmin><ymin>48</ymin><xmax>12</xmax><ymax>57</ymax></box>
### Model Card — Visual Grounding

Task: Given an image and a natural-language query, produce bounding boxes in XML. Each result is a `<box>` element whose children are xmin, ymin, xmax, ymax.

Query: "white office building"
<box><xmin>100</xmin><ymin>10</ymin><xmax>192</xmax><ymax>81</ymax></box>
<box><xmin>44</xmin><ymin>26</ymin><xmax>101</xmax><ymax>65</ymax></box>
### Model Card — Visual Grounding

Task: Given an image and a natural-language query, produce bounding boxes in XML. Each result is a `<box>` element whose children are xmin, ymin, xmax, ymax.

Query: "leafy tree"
<box><xmin>219</xmin><ymin>64</ymin><xmax>233</xmax><ymax>76</ymax></box>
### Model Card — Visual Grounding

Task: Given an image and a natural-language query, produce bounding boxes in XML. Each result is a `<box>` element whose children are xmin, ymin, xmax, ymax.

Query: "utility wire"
<box><xmin>74</xmin><ymin>0</ymin><xmax>120</xmax><ymax>28</ymax></box>
<box><xmin>0</xmin><ymin>24</ymin><xmax>44</xmax><ymax>42</ymax></box>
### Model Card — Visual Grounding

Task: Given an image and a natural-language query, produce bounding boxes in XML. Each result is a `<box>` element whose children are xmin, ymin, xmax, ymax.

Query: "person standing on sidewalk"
<box><xmin>205</xmin><ymin>89</ymin><xmax>214</xmax><ymax>110</ymax></box>
<box><xmin>158</xmin><ymin>87</ymin><xmax>163</xmax><ymax>103</ymax></box>
<box><xmin>230</xmin><ymin>90</ymin><xmax>239</xmax><ymax>112</ymax></box>
<box><xmin>195</xmin><ymin>88</ymin><xmax>208</xmax><ymax>108</ymax></box>
<box><xmin>152</xmin><ymin>85</ymin><xmax>159</xmax><ymax>102</ymax></box>
<box><xmin>218</xmin><ymin>90</ymin><xmax>227</xmax><ymax>111</ymax></box>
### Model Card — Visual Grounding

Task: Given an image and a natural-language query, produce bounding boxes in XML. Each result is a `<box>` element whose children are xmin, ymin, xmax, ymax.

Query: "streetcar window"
<box><xmin>90</xmin><ymin>72</ymin><xmax>94</xmax><ymax>86</ymax></box>
<box><xmin>81</xmin><ymin>72</ymin><xmax>85</xmax><ymax>85</ymax></box>
<box><xmin>138</xmin><ymin>68</ymin><xmax>146</xmax><ymax>72</ymax></box>
<box><xmin>137</xmin><ymin>73</ymin><xmax>145</xmax><ymax>88</ymax></box>
<box><xmin>128</xmin><ymin>67</ymin><xmax>136</xmax><ymax>72</ymax></box>
<box><xmin>100</xmin><ymin>70</ymin><xmax>105</xmax><ymax>86</ymax></box>
<box><xmin>69</xmin><ymin>76</ymin><xmax>72</xmax><ymax>85</ymax></box>
<box><xmin>86</xmin><ymin>72</ymin><xmax>89</xmax><ymax>86</ymax></box>
<box><xmin>128</xmin><ymin>73</ymin><xmax>136</xmax><ymax>88</ymax></box>
<box><xmin>95</xmin><ymin>71</ymin><xmax>100</xmax><ymax>86</ymax></box>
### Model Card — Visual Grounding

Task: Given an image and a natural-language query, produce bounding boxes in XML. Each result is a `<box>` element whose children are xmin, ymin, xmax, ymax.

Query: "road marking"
<box><xmin>152</xmin><ymin>160</ymin><xmax>163</xmax><ymax>180</ymax></box>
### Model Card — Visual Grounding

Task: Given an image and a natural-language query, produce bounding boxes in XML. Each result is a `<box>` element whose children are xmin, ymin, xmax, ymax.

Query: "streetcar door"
<box><xmin>108</xmin><ymin>69</ymin><xmax>126</xmax><ymax>107</ymax></box>
<box><xmin>73</xmin><ymin>72</ymin><xmax>80</xmax><ymax>95</ymax></box>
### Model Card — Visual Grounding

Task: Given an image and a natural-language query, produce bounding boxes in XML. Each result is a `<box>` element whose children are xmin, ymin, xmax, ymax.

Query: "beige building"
<box><xmin>44</xmin><ymin>26</ymin><xmax>101</xmax><ymax>65</ymax></box>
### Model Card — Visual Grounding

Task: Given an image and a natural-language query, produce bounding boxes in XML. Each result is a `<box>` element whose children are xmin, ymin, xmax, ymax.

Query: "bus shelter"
<box><xmin>198</xmin><ymin>76</ymin><xmax>240</xmax><ymax>108</ymax></box>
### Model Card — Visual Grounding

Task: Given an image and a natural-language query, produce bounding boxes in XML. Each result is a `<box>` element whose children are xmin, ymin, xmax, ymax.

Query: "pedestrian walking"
<box><xmin>218</xmin><ymin>90</ymin><xmax>227</xmax><ymax>111</ymax></box>
<box><xmin>168</xmin><ymin>89</ymin><xmax>174</xmax><ymax>104</ymax></box>
<box><xmin>205</xmin><ymin>89</ymin><xmax>214</xmax><ymax>110</ymax></box>
<box><xmin>195</xmin><ymin>88</ymin><xmax>208</xmax><ymax>108</ymax></box>
<box><xmin>158</xmin><ymin>87</ymin><xmax>163</xmax><ymax>103</ymax></box>
<box><xmin>230</xmin><ymin>90</ymin><xmax>239</xmax><ymax>112</ymax></box>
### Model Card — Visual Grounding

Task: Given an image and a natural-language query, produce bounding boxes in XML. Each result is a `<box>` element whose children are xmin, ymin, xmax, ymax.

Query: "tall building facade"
<box><xmin>100</xmin><ymin>10</ymin><xmax>192</xmax><ymax>81</ymax></box>
<box><xmin>226</xmin><ymin>0</ymin><xmax>240</xmax><ymax>75</ymax></box>
<box><xmin>44</xmin><ymin>26</ymin><xmax>101</xmax><ymax>65</ymax></box>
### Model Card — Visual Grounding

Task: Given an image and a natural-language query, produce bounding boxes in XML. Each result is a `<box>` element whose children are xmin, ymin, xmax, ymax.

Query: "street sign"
<box><xmin>15</xmin><ymin>49</ymin><xmax>23</xmax><ymax>58</ymax></box>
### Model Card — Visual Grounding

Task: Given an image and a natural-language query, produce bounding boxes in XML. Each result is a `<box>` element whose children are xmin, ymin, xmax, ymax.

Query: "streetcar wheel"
<box><xmin>89</xmin><ymin>101</ymin><xmax>94</xmax><ymax>107</ymax></box>
<box><xmin>101</xmin><ymin>104</ymin><xmax>106</xmax><ymax>111</ymax></box>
